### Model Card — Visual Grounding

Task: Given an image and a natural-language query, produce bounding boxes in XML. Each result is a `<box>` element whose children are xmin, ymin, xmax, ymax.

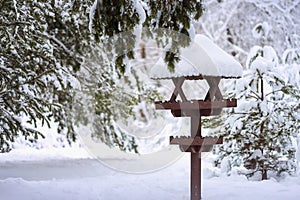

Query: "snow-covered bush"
<box><xmin>214</xmin><ymin>46</ymin><xmax>300</xmax><ymax>180</ymax></box>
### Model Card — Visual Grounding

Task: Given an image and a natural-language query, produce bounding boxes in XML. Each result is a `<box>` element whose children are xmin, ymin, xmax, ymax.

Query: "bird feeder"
<box><xmin>150</xmin><ymin>34</ymin><xmax>243</xmax><ymax>200</ymax></box>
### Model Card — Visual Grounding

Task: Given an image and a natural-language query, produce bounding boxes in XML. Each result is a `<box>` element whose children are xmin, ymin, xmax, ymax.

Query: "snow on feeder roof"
<box><xmin>150</xmin><ymin>34</ymin><xmax>243</xmax><ymax>79</ymax></box>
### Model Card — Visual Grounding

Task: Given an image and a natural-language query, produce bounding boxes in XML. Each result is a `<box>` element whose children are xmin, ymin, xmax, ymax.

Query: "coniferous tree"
<box><xmin>0</xmin><ymin>0</ymin><xmax>82</xmax><ymax>152</ymax></box>
<box><xmin>214</xmin><ymin>46</ymin><xmax>300</xmax><ymax>180</ymax></box>
<box><xmin>198</xmin><ymin>0</ymin><xmax>300</xmax><ymax>178</ymax></box>
<box><xmin>0</xmin><ymin>0</ymin><xmax>205</xmax><ymax>152</ymax></box>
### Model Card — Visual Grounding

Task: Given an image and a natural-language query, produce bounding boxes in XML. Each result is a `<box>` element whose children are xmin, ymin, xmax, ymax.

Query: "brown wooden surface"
<box><xmin>155</xmin><ymin>99</ymin><xmax>237</xmax><ymax>110</ymax></box>
<box><xmin>179</xmin><ymin>145</ymin><xmax>213</xmax><ymax>153</ymax></box>
<box><xmin>170</xmin><ymin>108</ymin><xmax>223</xmax><ymax>117</ymax></box>
<box><xmin>170</xmin><ymin>136</ymin><xmax>223</xmax><ymax>145</ymax></box>
<box><xmin>164</xmin><ymin>75</ymin><xmax>241</xmax><ymax>80</ymax></box>
<box><xmin>191</xmin><ymin>153</ymin><xmax>201</xmax><ymax>200</ymax></box>
<box><xmin>170</xmin><ymin>77</ymin><xmax>187</xmax><ymax>102</ymax></box>
<box><xmin>204</xmin><ymin>77</ymin><xmax>223</xmax><ymax>101</ymax></box>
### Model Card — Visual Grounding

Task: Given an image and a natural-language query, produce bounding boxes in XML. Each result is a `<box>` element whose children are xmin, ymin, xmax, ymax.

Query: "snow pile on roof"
<box><xmin>150</xmin><ymin>34</ymin><xmax>243</xmax><ymax>79</ymax></box>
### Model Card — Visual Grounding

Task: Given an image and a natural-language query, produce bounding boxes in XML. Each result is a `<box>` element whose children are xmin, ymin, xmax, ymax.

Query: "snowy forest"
<box><xmin>1</xmin><ymin>0</ymin><xmax>300</xmax><ymax>199</ymax></box>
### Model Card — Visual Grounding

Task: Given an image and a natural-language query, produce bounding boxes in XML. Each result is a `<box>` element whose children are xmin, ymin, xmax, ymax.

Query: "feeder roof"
<box><xmin>150</xmin><ymin>34</ymin><xmax>243</xmax><ymax>79</ymax></box>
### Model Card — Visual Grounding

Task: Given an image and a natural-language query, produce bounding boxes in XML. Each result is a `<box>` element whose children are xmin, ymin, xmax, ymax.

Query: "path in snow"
<box><xmin>1</xmin><ymin>148</ymin><xmax>300</xmax><ymax>200</ymax></box>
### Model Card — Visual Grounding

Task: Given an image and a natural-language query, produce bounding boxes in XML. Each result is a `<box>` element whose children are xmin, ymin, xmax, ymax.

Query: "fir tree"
<box><xmin>0</xmin><ymin>0</ymin><xmax>205</xmax><ymax>152</ymax></box>
<box><xmin>214</xmin><ymin>46</ymin><xmax>300</xmax><ymax>180</ymax></box>
<box><xmin>0</xmin><ymin>0</ymin><xmax>80</xmax><ymax>152</ymax></box>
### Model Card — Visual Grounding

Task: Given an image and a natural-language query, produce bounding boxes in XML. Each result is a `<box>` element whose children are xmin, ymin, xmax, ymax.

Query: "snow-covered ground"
<box><xmin>1</xmin><ymin>146</ymin><xmax>300</xmax><ymax>200</ymax></box>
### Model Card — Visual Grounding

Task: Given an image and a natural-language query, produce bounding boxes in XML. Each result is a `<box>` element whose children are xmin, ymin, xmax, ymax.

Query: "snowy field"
<box><xmin>1</xmin><ymin>146</ymin><xmax>300</xmax><ymax>200</ymax></box>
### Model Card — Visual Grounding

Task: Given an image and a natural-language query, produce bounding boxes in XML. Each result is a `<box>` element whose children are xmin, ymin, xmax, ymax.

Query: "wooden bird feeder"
<box><xmin>150</xmin><ymin>34</ymin><xmax>243</xmax><ymax>200</ymax></box>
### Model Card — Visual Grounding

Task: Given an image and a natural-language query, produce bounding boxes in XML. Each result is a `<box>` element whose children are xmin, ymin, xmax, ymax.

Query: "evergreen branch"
<box><xmin>48</xmin><ymin>35</ymin><xmax>75</xmax><ymax>57</ymax></box>
<box><xmin>0</xmin><ymin>21</ymin><xmax>31</xmax><ymax>27</ymax></box>
<box><xmin>11</xmin><ymin>69</ymin><xmax>55</xmax><ymax>89</ymax></box>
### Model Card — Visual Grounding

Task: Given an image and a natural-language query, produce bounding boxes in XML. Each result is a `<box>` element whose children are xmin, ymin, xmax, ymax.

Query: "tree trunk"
<box><xmin>262</xmin><ymin>169</ymin><xmax>268</xmax><ymax>180</ymax></box>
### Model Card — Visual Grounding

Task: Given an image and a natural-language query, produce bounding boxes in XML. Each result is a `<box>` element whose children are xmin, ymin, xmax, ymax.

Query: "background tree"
<box><xmin>195</xmin><ymin>0</ymin><xmax>300</xmax><ymax>65</ymax></box>
<box><xmin>197</xmin><ymin>0</ymin><xmax>300</xmax><ymax>179</ymax></box>
<box><xmin>215</xmin><ymin>48</ymin><xmax>300</xmax><ymax>180</ymax></box>
<box><xmin>0</xmin><ymin>0</ymin><xmax>81</xmax><ymax>152</ymax></box>
<box><xmin>0</xmin><ymin>0</ymin><xmax>205</xmax><ymax>152</ymax></box>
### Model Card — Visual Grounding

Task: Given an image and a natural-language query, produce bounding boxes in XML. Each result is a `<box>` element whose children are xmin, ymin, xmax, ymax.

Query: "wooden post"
<box><xmin>191</xmin><ymin>153</ymin><xmax>201</xmax><ymax>200</ymax></box>
<box><xmin>191</xmin><ymin>113</ymin><xmax>201</xmax><ymax>200</ymax></box>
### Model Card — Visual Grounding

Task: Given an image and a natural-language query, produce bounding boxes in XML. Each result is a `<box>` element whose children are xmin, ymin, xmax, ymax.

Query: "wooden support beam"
<box><xmin>204</xmin><ymin>77</ymin><xmax>222</xmax><ymax>101</ymax></box>
<box><xmin>170</xmin><ymin>77</ymin><xmax>187</xmax><ymax>102</ymax></box>
<box><xmin>180</xmin><ymin>145</ymin><xmax>213</xmax><ymax>153</ymax></box>
<box><xmin>170</xmin><ymin>108</ymin><xmax>223</xmax><ymax>117</ymax></box>
<box><xmin>170</xmin><ymin>136</ymin><xmax>223</xmax><ymax>153</ymax></box>
<box><xmin>155</xmin><ymin>99</ymin><xmax>237</xmax><ymax>110</ymax></box>
<box><xmin>190</xmin><ymin>115</ymin><xmax>201</xmax><ymax>200</ymax></box>
<box><xmin>191</xmin><ymin>153</ymin><xmax>201</xmax><ymax>200</ymax></box>
<box><xmin>170</xmin><ymin>136</ymin><xmax>223</xmax><ymax>146</ymax></box>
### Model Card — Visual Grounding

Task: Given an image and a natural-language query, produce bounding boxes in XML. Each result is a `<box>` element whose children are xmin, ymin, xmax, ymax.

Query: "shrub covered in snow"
<box><xmin>214</xmin><ymin>47</ymin><xmax>300</xmax><ymax>180</ymax></box>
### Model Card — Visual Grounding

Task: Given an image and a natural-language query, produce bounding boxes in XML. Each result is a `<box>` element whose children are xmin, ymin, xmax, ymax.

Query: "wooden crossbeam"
<box><xmin>170</xmin><ymin>108</ymin><xmax>223</xmax><ymax>117</ymax></box>
<box><xmin>170</xmin><ymin>136</ymin><xmax>223</xmax><ymax>145</ymax></box>
<box><xmin>204</xmin><ymin>77</ymin><xmax>223</xmax><ymax>101</ymax></box>
<box><xmin>155</xmin><ymin>99</ymin><xmax>237</xmax><ymax>110</ymax></box>
<box><xmin>169</xmin><ymin>76</ymin><xmax>224</xmax><ymax>103</ymax></box>
<box><xmin>170</xmin><ymin>136</ymin><xmax>223</xmax><ymax>153</ymax></box>
<box><xmin>180</xmin><ymin>145</ymin><xmax>213</xmax><ymax>153</ymax></box>
<box><xmin>170</xmin><ymin>77</ymin><xmax>187</xmax><ymax>102</ymax></box>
